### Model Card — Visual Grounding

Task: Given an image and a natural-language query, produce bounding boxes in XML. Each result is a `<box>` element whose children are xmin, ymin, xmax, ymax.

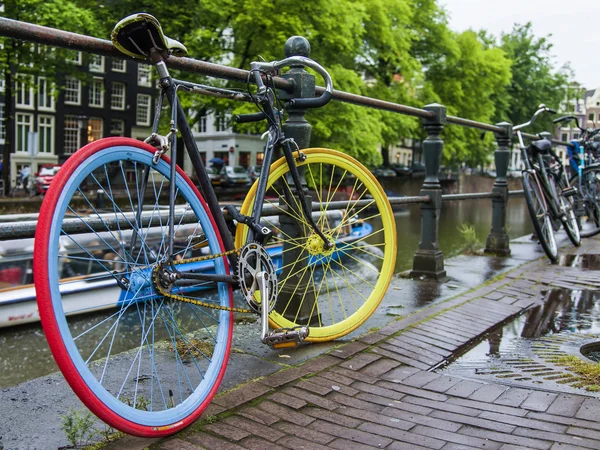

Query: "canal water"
<box><xmin>0</xmin><ymin>174</ymin><xmax>532</xmax><ymax>387</ymax></box>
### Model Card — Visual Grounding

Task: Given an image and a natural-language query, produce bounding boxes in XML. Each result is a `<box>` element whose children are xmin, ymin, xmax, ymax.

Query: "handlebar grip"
<box><xmin>288</xmin><ymin>91</ymin><xmax>333</xmax><ymax>109</ymax></box>
<box><xmin>234</xmin><ymin>112</ymin><xmax>268</xmax><ymax>123</ymax></box>
<box><xmin>547</xmin><ymin>108</ymin><xmax>557</xmax><ymax>114</ymax></box>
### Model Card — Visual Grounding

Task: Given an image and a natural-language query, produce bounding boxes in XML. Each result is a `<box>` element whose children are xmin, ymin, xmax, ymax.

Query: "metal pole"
<box><xmin>485</xmin><ymin>122</ymin><xmax>512</xmax><ymax>256</ymax></box>
<box><xmin>411</xmin><ymin>104</ymin><xmax>447</xmax><ymax>280</ymax></box>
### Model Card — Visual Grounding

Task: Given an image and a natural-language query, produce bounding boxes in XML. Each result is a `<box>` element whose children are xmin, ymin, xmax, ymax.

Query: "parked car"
<box><xmin>411</xmin><ymin>162</ymin><xmax>426</xmax><ymax>175</ymax></box>
<box><xmin>247</xmin><ymin>165</ymin><xmax>262</xmax><ymax>182</ymax></box>
<box><xmin>208</xmin><ymin>167</ymin><xmax>222</xmax><ymax>186</ymax></box>
<box><xmin>219</xmin><ymin>165</ymin><xmax>251</xmax><ymax>187</ymax></box>
<box><xmin>390</xmin><ymin>164</ymin><xmax>412</xmax><ymax>177</ymax></box>
<box><xmin>35</xmin><ymin>164</ymin><xmax>61</xmax><ymax>194</ymax></box>
<box><xmin>371</xmin><ymin>166</ymin><xmax>397</xmax><ymax>177</ymax></box>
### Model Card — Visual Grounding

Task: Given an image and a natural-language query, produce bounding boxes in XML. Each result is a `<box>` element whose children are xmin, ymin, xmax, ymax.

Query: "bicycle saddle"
<box><xmin>530</xmin><ymin>139</ymin><xmax>552</xmax><ymax>153</ymax></box>
<box><xmin>111</xmin><ymin>13</ymin><xmax>188</xmax><ymax>60</ymax></box>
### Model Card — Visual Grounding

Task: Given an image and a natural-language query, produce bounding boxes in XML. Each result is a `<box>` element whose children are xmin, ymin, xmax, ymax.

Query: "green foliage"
<box><xmin>60</xmin><ymin>408</ymin><xmax>98</xmax><ymax>448</ymax></box>
<box><xmin>457</xmin><ymin>222</ymin><xmax>481</xmax><ymax>253</ymax></box>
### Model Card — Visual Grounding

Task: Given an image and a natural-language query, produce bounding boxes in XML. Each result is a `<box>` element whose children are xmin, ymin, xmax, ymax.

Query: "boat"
<box><xmin>0</xmin><ymin>210</ymin><xmax>373</xmax><ymax>328</ymax></box>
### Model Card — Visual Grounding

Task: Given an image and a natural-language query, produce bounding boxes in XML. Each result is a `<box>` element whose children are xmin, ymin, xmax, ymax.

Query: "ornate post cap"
<box><xmin>284</xmin><ymin>36</ymin><xmax>311</xmax><ymax>59</ymax></box>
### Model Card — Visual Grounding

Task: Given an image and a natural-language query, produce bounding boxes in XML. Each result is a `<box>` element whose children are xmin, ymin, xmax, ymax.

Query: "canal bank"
<box><xmin>0</xmin><ymin>229</ymin><xmax>582</xmax><ymax>450</ymax></box>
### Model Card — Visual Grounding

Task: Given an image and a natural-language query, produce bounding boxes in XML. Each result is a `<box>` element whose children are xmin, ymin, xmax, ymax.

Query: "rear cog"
<box><xmin>237</xmin><ymin>242</ymin><xmax>278</xmax><ymax>314</ymax></box>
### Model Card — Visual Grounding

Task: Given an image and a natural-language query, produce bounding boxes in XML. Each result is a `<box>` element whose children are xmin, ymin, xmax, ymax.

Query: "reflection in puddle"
<box><xmin>558</xmin><ymin>254</ymin><xmax>600</xmax><ymax>270</ymax></box>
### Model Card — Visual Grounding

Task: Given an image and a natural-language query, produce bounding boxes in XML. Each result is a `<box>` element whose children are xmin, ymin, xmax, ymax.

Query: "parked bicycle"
<box><xmin>552</xmin><ymin>115</ymin><xmax>600</xmax><ymax>237</ymax></box>
<box><xmin>514</xmin><ymin>104</ymin><xmax>581</xmax><ymax>262</ymax></box>
<box><xmin>33</xmin><ymin>14</ymin><xmax>396</xmax><ymax>436</ymax></box>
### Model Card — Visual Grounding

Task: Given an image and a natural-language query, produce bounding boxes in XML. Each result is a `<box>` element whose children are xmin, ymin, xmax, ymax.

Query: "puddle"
<box><xmin>558</xmin><ymin>254</ymin><xmax>600</xmax><ymax>269</ymax></box>
<box><xmin>440</xmin><ymin>289</ymin><xmax>600</xmax><ymax>393</ymax></box>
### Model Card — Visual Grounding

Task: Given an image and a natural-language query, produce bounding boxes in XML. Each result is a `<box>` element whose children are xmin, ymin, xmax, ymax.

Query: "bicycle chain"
<box><xmin>152</xmin><ymin>247</ymin><xmax>257</xmax><ymax>314</ymax></box>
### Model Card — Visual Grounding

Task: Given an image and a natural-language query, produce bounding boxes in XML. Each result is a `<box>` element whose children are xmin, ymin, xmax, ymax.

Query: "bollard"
<box><xmin>411</xmin><ymin>104</ymin><xmax>447</xmax><ymax>280</ymax></box>
<box><xmin>485</xmin><ymin>122</ymin><xmax>512</xmax><ymax>256</ymax></box>
<box><xmin>275</xmin><ymin>36</ymin><xmax>317</xmax><ymax>324</ymax></box>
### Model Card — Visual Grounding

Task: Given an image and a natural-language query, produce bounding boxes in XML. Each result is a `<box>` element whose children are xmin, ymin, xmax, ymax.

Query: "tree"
<box><xmin>0</xmin><ymin>0</ymin><xmax>98</xmax><ymax>194</ymax></box>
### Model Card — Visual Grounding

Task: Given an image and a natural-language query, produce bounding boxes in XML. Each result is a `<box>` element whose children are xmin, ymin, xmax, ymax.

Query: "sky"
<box><xmin>440</xmin><ymin>0</ymin><xmax>600</xmax><ymax>90</ymax></box>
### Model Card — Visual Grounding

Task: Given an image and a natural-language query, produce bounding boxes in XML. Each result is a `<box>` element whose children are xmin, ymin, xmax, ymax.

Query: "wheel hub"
<box><xmin>306</xmin><ymin>233</ymin><xmax>336</xmax><ymax>257</ymax></box>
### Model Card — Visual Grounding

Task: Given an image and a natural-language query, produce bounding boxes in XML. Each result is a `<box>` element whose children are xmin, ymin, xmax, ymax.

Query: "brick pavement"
<box><xmin>111</xmin><ymin>245</ymin><xmax>600</xmax><ymax>450</ymax></box>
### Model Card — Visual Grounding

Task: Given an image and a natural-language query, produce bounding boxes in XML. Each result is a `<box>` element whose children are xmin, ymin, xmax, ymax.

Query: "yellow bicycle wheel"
<box><xmin>235</xmin><ymin>148</ymin><xmax>396</xmax><ymax>342</ymax></box>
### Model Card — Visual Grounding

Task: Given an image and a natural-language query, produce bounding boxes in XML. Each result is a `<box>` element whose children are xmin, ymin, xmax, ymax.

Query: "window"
<box><xmin>137</xmin><ymin>64</ymin><xmax>152</xmax><ymax>87</ymax></box>
<box><xmin>87</xmin><ymin>118</ymin><xmax>103</xmax><ymax>143</ymax></box>
<box><xmin>15</xmin><ymin>76</ymin><xmax>34</xmax><ymax>109</ymax></box>
<box><xmin>64</xmin><ymin>77</ymin><xmax>81</xmax><ymax>105</ymax></box>
<box><xmin>66</xmin><ymin>51</ymin><xmax>82</xmax><ymax>65</ymax></box>
<box><xmin>561</xmin><ymin>133</ymin><xmax>568</xmax><ymax>142</ymax></box>
<box><xmin>110</xmin><ymin>119</ymin><xmax>124</xmax><ymax>136</ymax></box>
<box><xmin>136</xmin><ymin>94</ymin><xmax>151</xmax><ymax>125</ymax></box>
<box><xmin>0</xmin><ymin>104</ymin><xmax>5</xmax><ymax>142</ymax></box>
<box><xmin>16</xmin><ymin>113</ymin><xmax>33</xmax><ymax>152</ymax></box>
<box><xmin>198</xmin><ymin>113</ymin><xmax>207</xmax><ymax>133</ymax></box>
<box><xmin>574</xmin><ymin>133</ymin><xmax>580</xmax><ymax>140</ymax></box>
<box><xmin>89</xmin><ymin>78</ymin><xmax>104</xmax><ymax>107</ymax></box>
<box><xmin>64</xmin><ymin>116</ymin><xmax>80</xmax><ymax>154</ymax></box>
<box><xmin>38</xmin><ymin>77</ymin><xmax>54</xmax><ymax>111</ymax></box>
<box><xmin>111</xmin><ymin>59</ymin><xmax>126</xmax><ymax>72</ymax></box>
<box><xmin>590</xmin><ymin>113</ymin><xmax>596</xmax><ymax>122</ymax></box>
<box><xmin>215</xmin><ymin>112</ymin><xmax>228</xmax><ymax>132</ymax></box>
<box><xmin>89</xmin><ymin>55</ymin><xmax>105</xmax><ymax>72</ymax></box>
<box><xmin>110</xmin><ymin>82</ymin><xmax>125</xmax><ymax>110</ymax></box>
<box><xmin>38</xmin><ymin>115</ymin><xmax>54</xmax><ymax>154</ymax></box>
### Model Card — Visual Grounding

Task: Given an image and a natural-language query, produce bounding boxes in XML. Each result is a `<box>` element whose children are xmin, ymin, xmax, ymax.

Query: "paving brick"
<box><xmin>566</xmin><ymin>426</ymin><xmax>600</xmax><ymax>441</ymax></box>
<box><xmin>350</xmin><ymin>380</ymin><xmax>406</xmax><ymax>401</ymax></box>
<box><xmin>386</xmin><ymin>397</ymin><xmax>434</xmax><ymax>415</ymax></box>
<box><xmin>160</xmin><ymin>438</ymin><xmax>204</xmax><ymax>450</ymax></box>
<box><xmin>277</xmin><ymin>436</ymin><xmax>330</xmax><ymax>450</ymax></box>
<box><xmin>293</xmin><ymin>379</ymin><xmax>332</xmax><ymax>396</ymax></box>
<box><xmin>520</xmin><ymin>391</ymin><xmax>558</xmax><ymax>412</ymax></box>
<box><xmin>303</xmin><ymin>406</ymin><xmax>362</xmax><ymax>428</ymax></box>
<box><xmin>412</xmin><ymin>324</ymin><xmax>468</xmax><ymax>345</ymax></box>
<box><xmin>268</xmin><ymin>392</ymin><xmax>307</xmax><ymax>409</ymax></box>
<box><xmin>223</xmin><ymin>415</ymin><xmax>286</xmax><ymax>442</ymax></box>
<box><xmin>257</xmin><ymin>401</ymin><xmax>315</xmax><ymax>427</ymax></box>
<box><xmin>358</xmin><ymin>422</ymin><xmax>445</xmax><ymax>449</ymax></box>
<box><xmin>527</xmin><ymin>412</ymin><xmax>600</xmax><ymax>432</ymax></box>
<box><xmin>282</xmin><ymin>386</ymin><xmax>337</xmax><ymax>410</ymax></box>
<box><xmin>381</xmin><ymin>406</ymin><xmax>461</xmax><ymax>432</ymax></box>
<box><xmin>329</xmin><ymin>438</ymin><xmax>385</xmax><ymax>450</ymax></box>
<box><xmin>308</xmin><ymin>374</ymin><xmax>360</xmax><ymax>396</ymax></box>
<box><xmin>319</xmin><ymin>370</ymin><xmax>355</xmax><ymax>386</ymax></box>
<box><xmin>381</xmin><ymin>366</ymin><xmax>423</xmax><ymax>382</ymax></box>
<box><xmin>337</xmin><ymin>406</ymin><xmax>415</xmax><ymax>431</ymax></box>
<box><xmin>388</xmin><ymin>442</ymin><xmax>432</xmax><ymax>450</ymax></box>
<box><xmin>236</xmin><ymin>405</ymin><xmax>279</xmax><ymax>426</ymax></box>
<box><xmin>400</xmin><ymin>371</ymin><xmax>442</xmax><ymax>388</ymax></box>
<box><xmin>327</xmin><ymin>391</ymin><xmax>385</xmax><ymax>413</ymax></box>
<box><xmin>493</xmin><ymin>387</ymin><xmax>533</xmax><ymax>407</ymax></box>
<box><xmin>260</xmin><ymin>355</ymin><xmax>339</xmax><ymax>388</ymax></box>
<box><xmin>330</xmin><ymin>341</ymin><xmax>369</xmax><ymax>359</ymax></box>
<box><xmin>372</xmin><ymin>346</ymin><xmax>433</xmax><ymax>370</ymax></box>
<box><xmin>401</xmin><ymin>330</ymin><xmax>458</xmax><ymax>352</ymax></box>
<box><xmin>358</xmin><ymin>331</ymin><xmax>387</xmax><ymax>345</ymax></box>
<box><xmin>445</xmin><ymin>380</ymin><xmax>484</xmax><ymax>398</ymax></box>
<box><xmin>273</xmin><ymin>421</ymin><xmax>335</xmax><ymax>445</ymax></box>
<box><xmin>340</xmin><ymin>352</ymin><xmax>382</xmax><ymax>370</ymax></box>
<box><xmin>355</xmin><ymin>392</ymin><xmax>407</xmax><ymax>409</ymax></box>
<box><xmin>204</xmin><ymin>422</ymin><xmax>250</xmax><ymax>441</ymax></box>
<box><xmin>479</xmin><ymin>411</ymin><xmax>568</xmax><ymax>433</ymax></box>
<box><xmin>575</xmin><ymin>398</ymin><xmax>600</xmax><ymax>421</ymax></box>
<box><xmin>425</xmin><ymin>317</ymin><xmax>482</xmax><ymax>339</ymax></box>
<box><xmin>512</xmin><ymin>427</ymin><xmax>600</xmax><ymax>449</ymax></box>
<box><xmin>401</xmin><ymin>395</ymin><xmax>482</xmax><ymax>416</ymax></box>
<box><xmin>309</xmin><ymin>420</ymin><xmax>393</xmax><ymax>448</ymax></box>
<box><xmin>547</xmin><ymin>394</ymin><xmax>586</xmax><ymax>417</ymax></box>
<box><xmin>389</xmin><ymin>335</ymin><xmax>453</xmax><ymax>358</ymax></box>
<box><xmin>239</xmin><ymin>437</ymin><xmax>288</xmax><ymax>450</ymax></box>
<box><xmin>380</xmin><ymin>342</ymin><xmax>444</xmax><ymax>365</ymax></box>
<box><xmin>429</xmin><ymin>410</ymin><xmax>516</xmax><ymax>433</ymax></box>
<box><xmin>446</xmin><ymin>397</ymin><xmax>528</xmax><ymax>417</ymax></box>
<box><xmin>212</xmin><ymin>382</ymin><xmax>271</xmax><ymax>410</ymax></box>
<box><xmin>468</xmin><ymin>384</ymin><xmax>509</xmax><ymax>402</ymax></box>
<box><xmin>329</xmin><ymin>366</ymin><xmax>379</xmax><ymax>384</ymax></box>
<box><xmin>413</xmin><ymin>424</ymin><xmax>503</xmax><ymax>449</ymax></box>
<box><xmin>458</xmin><ymin>425</ymin><xmax>553</xmax><ymax>450</ymax></box>
<box><xmin>422</xmin><ymin>375</ymin><xmax>463</xmax><ymax>393</ymax></box>
<box><xmin>359</xmin><ymin>357</ymin><xmax>401</xmax><ymax>377</ymax></box>
<box><xmin>378</xmin><ymin>380</ymin><xmax>449</xmax><ymax>402</ymax></box>
<box><xmin>549</xmin><ymin>443</ymin><xmax>594</xmax><ymax>450</ymax></box>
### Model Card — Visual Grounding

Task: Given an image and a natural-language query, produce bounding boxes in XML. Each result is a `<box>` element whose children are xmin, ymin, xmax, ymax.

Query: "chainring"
<box><xmin>237</xmin><ymin>242</ymin><xmax>278</xmax><ymax>314</ymax></box>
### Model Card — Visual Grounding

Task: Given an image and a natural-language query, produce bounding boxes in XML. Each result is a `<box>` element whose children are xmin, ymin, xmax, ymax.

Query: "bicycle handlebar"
<box><xmin>513</xmin><ymin>103</ymin><xmax>556</xmax><ymax>131</ymax></box>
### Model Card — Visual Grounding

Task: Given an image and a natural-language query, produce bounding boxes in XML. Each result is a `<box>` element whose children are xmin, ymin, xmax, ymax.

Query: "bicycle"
<box><xmin>552</xmin><ymin>115</ymin><xmax>600</xmax><ymax>237</ymax></box>
<box><xmin>514</xmin><ymin>104</ymin><xmax>581</xmax><ymax>263</ymax></box>
<box><xmin>33</xmin><ymin>13</ymin><xmax>396</xmax><ymax>437</ymax></box>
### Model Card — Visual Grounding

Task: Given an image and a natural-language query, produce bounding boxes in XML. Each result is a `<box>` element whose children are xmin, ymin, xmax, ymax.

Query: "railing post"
<box><xmin>485</xmin><ymin>122</ymin><xmax>512</xmax><ymax>256</ymax></box>
<box><xmin>275</xmin><ymin>36</ymin><xmax>316</xmax><ymax>324</ymax></box>
<box><xmin>411</xmin><ymin>103</ymin><xmax>447</xmax><ymax>280</ymax></box>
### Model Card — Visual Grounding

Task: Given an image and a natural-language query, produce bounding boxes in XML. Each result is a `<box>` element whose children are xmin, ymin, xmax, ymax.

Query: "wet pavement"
<box><xmin>1</xmin><ymin>229</ymin><xmax>596</xmax><ymax>449</ymax></box>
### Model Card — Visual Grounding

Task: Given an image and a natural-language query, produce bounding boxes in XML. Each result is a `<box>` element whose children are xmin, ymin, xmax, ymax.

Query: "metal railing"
<box><xmin>0</xmin><ymin>17</ymin><xmax>571</xmax><ymax>279</ymax></box>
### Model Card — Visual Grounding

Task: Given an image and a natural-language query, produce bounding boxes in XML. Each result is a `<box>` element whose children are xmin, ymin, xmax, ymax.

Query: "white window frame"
<box><xmin>110</xmin><ymin>119</ymin><xmax>125</xmax><ymax>136</ymax></box>
<box><xmin>137</xmin><ymin>64</ymin><xmax>152</xmax><ymax>87</ymax></box>
<box><xmin>198</xmin><ymin>114</ymin><xmax>207</xmax><ymax>133</ymax></box>
<box><xmin>111</xmin><ymin>59</ymin><xmax>126</xmax><ymax>72</ymax></box>
<box><xmin>15</xmin><ymin>113</ymin><xmax>33</xmax><ymax>152</ymax></box>
<box><xmin>89</xmin><ymin>55</ymin><xmax>105</xmax><ymax>73</ymax></box>
<box><xmin>64</xmin><ymin>116</ymin><xmax>80</xmax><ymax>155</ymax></box>
<box><xmin>38</xmin><ymin>77</ymin><xmax>55</xmax><ymax>111</ymax></box>
<box><xmin>136</xmin><ymin>94</ymin><xmax>152</xmax><ymax>126</ymax></box>
<box><xmin>110</xmin><ymin>82</ymin><xmax>126</xmax><ymax>110</ymax></box>
<box><xmin>89</xmin><ymin>77</ymin><xmax>104</xmax><ymax>108</ymax></box>
<box><xmin>87</xmin><ymin>117</ymin><xmax>103</xmax><ymax>143</ymax></box>
<box><xmin>38</xmin><ymin>115</ymin><xmax>55</xmax><ymax>154</ymax></box>
<box><xmin>15</xmin><ymin>75</ymin><xmax>34</xmax><ymax>109</ymax></box>
<box><xmin>64</xmin><ymin>77</ymin><xmax>81</xmax><ymax>105</ymax></box>
<box><xmin>67</xmin><ymin>51</ymin><xmax>82</xmax><ymax>65</ymax></box>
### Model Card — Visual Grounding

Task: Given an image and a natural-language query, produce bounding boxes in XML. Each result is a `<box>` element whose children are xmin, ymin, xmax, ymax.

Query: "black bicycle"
<box><xmin>33</xmin><ymin>13</ymin><xmax>397</xmax><ymax>436</ymax></box>
<box><xmin>514</xmin><ymin>104</ymin><xmax>581</xmax><ymax>262</ymax></box>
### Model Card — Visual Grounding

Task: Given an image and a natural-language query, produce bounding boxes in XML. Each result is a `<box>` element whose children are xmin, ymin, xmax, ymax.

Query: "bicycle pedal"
<box><xmin>562</xmin><ymin>186</ymin><xmax>577</xmax><ymax>198</ymax></box>
<box><xmin>262</xmin><ymin>326</ymin><xmax>309</xmax><ymax>349</ymax></box>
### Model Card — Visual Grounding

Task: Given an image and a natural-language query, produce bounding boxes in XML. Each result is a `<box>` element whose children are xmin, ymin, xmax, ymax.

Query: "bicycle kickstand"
<box><xmin>257</xmin><ymin>271</ymin><xmax>309</xmax><ymax>349</ymax></box>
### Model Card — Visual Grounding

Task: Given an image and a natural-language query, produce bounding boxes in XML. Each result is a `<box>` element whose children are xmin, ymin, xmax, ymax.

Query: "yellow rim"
<box><xmin>235</xmin><ymin>148</ymin><xmax>396</xmax><ymax>342</ymax></box>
